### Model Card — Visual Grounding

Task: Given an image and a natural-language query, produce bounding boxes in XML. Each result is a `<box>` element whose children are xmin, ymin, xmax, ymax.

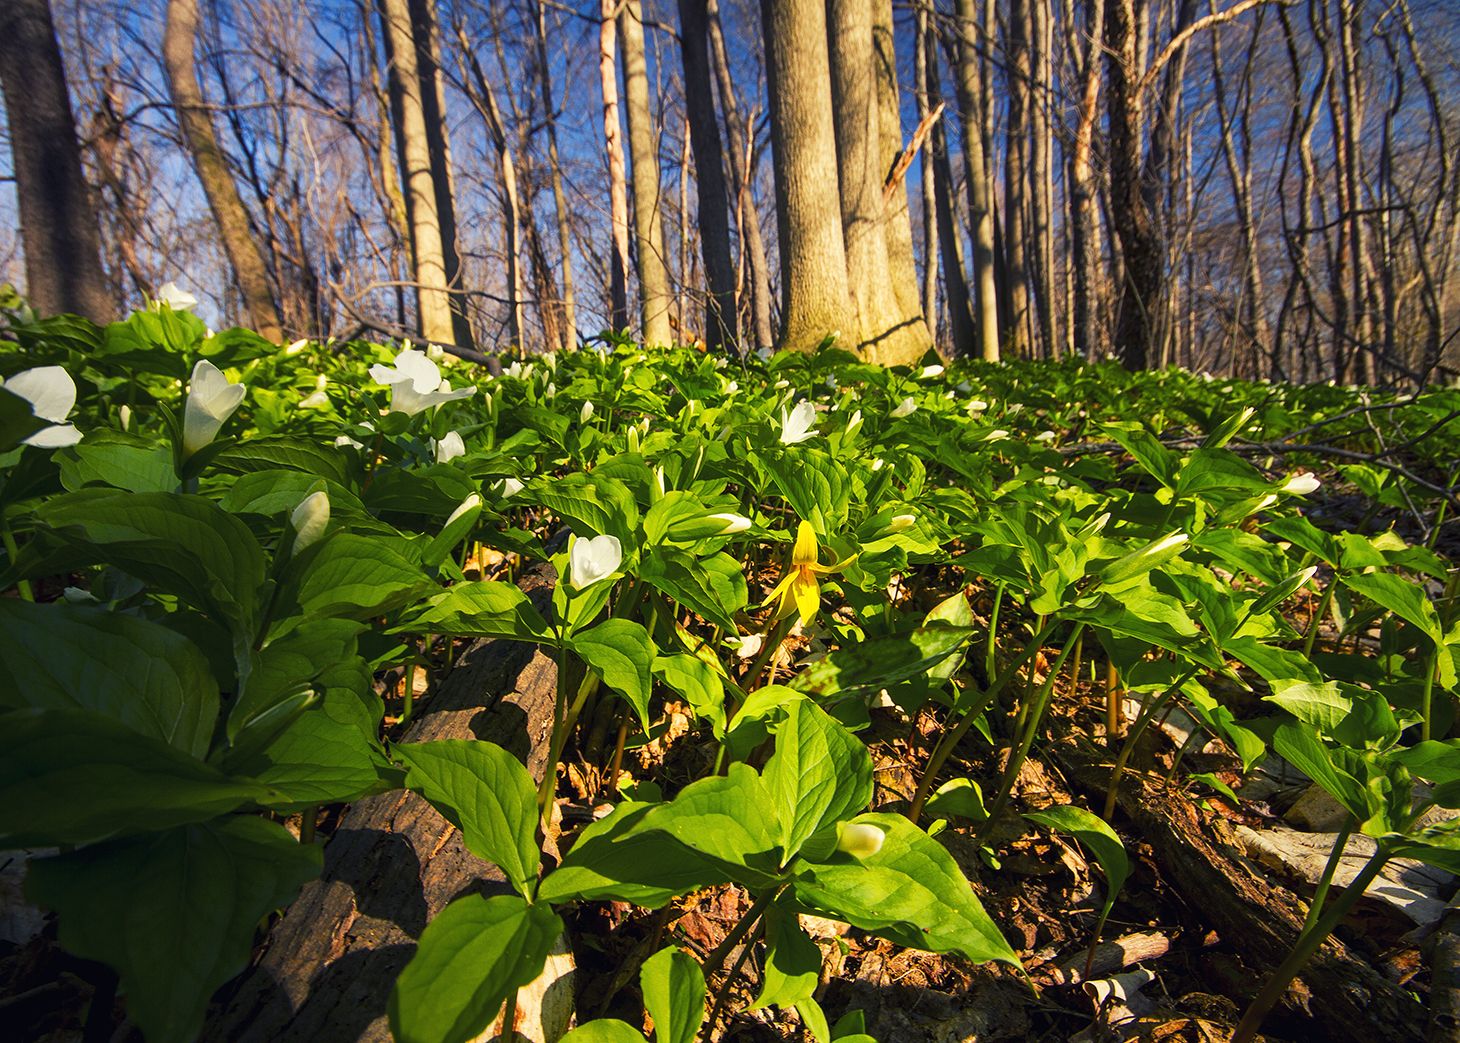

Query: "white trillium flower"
<box><xmin>334</xmin><ymin>434</ymin><xmax>365</xmax><ymax>450</ymax></box>
<box><xmin>580</xmin><ymin>401</ymin><xmax>595</xmax><ymax>425</ymax></box>
<box><xmin>837</xmin><ymin>822</ymin><xmax>885</xmax><ymax>859</ymax></box>
<box><xmin>369</xmin><ymin>348</ymin><xmax>475</xmax><ymax>416</ymax></box>
<box><xmin>299</xmin><ymin>390</ymin><xmax>329</xmax><ymax>409</ymax></box>
<box><xmin>290</xmin><ymin>491</ymin><xmax>330</xmax><ymax>552</ymax></box>
<box><xmin>966</xmin><ymin>399</ymin><xmax>989</xmax><ymax>414</ymax></box>
<box><xmin>425</xmin><ymin>343</ymin><xmax>445</xmax><ymax>362</ymax></box>
<box><xmin>919</xmin><ymin>364</ymin><xmax>945</xmax><ymax>379</ymax></box>
<box><xmin>500</xmin><ymin>477</ymin><xmax>525</xmax><ymax>498</ymax></box>
<box><xmin>780</xmin><ymin>400</ymin><xmax>817</xmax><ymax>444</ymax></box>
<box><xmin>1279</xmin><ymin>472</ymin><xmax>1321</xmax><ymax>496</ymax></box>
<box><xmin>887</xmin><ymin>514</ymin><xmax>917</xmax><ymax>533</ymax></box>
<box><xmin>433</xmin><ymin>430</ymin><xmax>466</xmax><ymax>464</ymax></box>
<box><xmin>444</xmin><ymin>493</ymin><xmax>482</xmax><ymax>528</ymax></box>
<box><xmin>182</xmin><ymin>359</ymin><xmax>246</xmax><ymax>456</ymax></box>
<box><xmin>154</xmin><ymin>281</ymin><xmax>198</xmax><ymax>312</ymax></box>
<box><xmin>890</xmin><ymin>397</ymin><xmax>917</xmax><ymax>419</ymax></box>
<box><xmin>1033</xmin><ymin>430</ymin><xmax>1056</xmax><ymax>443</ymax></box>
<box><xmin>284</xmin><ymin>338</ymin><xmax>309</xmax><ymax>356</ymax></box>
<box><xmin>954</xmin><ymin>381</ymin><xmax>973</xmax><ymax>393</ymax></box>
<box><xmin>708</xmin><ymin>513</ymin><xmax>753</xmax><ymax>535</ymax></box>
<box><xmin>2</xmin><ymin>366</ymin><xmax>83</xmax><ymax>447</ymax></box>
<box><xmin>570</xmin><ymin>534</ymin><xmax>622</xmax><ymax>588</ymax></box>
<box><xmin>985</xmin><ymin>429</ymin><xmax>1010</xmax><ymax>442</ymax></box>
<box><xmin>724</xmin><ymin>380</ymin><xmax>739</xmax><ymax>394</ymax></box>
<box><xmin>728</xmin><ymin>633</ymin><xmax>763</xmax><ymax>659</ymax></box>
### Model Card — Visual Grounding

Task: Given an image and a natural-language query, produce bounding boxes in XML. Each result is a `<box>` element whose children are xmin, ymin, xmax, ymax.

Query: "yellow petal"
<box><xmin>793</xmin><ymin>574</ymin><xmax>820</xmax><ymax>624</ymax></box>
<box><xmin>792</xmin><ymin>520</ymin><xmax>819</xmax><ymax>566</ymax></box>
<box><xmin>767</xmin><ymin>572</ymin><xmax>799</xmax><ymax>619</ymax></box>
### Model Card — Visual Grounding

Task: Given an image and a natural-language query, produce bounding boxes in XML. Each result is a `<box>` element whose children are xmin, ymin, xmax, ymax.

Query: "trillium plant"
<box><xmin>0</xmin><ymin>304</ymin><xmax>1455</xmax><ymax>1043</ymax></box>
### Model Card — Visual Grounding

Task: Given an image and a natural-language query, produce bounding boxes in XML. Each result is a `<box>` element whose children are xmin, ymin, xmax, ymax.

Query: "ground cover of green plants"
<box><xmin>1</xmin><ymin>301</ymin><xmax>1458</xmax><ymax>1043</ymax></box>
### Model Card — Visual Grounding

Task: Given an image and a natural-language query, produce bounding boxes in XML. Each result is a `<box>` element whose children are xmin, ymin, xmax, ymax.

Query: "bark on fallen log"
<box><xmin>1055</xmin><ymin>738</ymin><xmax>1427</xmax><ymax>1043</ymax></box>
<box><xmin>208</xmin><ymin>587</ymin><xmax>568</xmax><ymax>1043</ymax></box>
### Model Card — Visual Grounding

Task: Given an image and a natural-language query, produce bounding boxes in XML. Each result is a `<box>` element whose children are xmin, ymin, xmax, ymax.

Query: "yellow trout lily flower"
<box><xmin>767</xmin><ymin>520</ymin><xmax>855</xmax><ymax>625</ymax></box>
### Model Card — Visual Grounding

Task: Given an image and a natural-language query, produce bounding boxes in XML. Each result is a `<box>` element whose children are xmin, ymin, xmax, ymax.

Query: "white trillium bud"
<box><xmin>966</xmin><ymin>399</ymin><xmax>989</xmax><ymax>413</ymax></box>
<box><xmin>500</xmin><ymin>477</ymin><xmax>525</xmax><ymax>498</ymax></box>
<box><xmin>284</xmin><ymin>338</ymin><xmax>309</xmax><ymax>356</ymax></box>
<box><xmin>290</xmin><ymin>491</ymin><xmax>330</xmax><ymax>552</ymax></box>
<box><xmin>570</xmin><ymin>534</ymin><xmax>622</xmax><ymax>588</ymax></box>
<box><xmin>154</xmin><ymin>281</ymin><xmax>198</xmax><ymax>312</ymax></box>
<box><xmin>887</xmin><ymin>514</ymin><xmax>916</xmax><ymax>534</ymax></box>
<box><xmin>780</xmin><ymin>400</ymin><xmax>817</xmax><ymax>444</ymax></box>
<box><xmin>1033</xmin><ymin>430</ymin><xmax>1056</xmax><ymax>443</ymax></box>
<box><xmin>434</xmin><ymin>431</ymin><xmax>466</xmax><ymax>464</ymax></box>
<box><xmin>836</xmin><ymin>822</ymin><xmax>885</xmax><ymax>859</ymax></box>
<box><xmin>3</xmin><ymin>366</ymin><xmax>83</xmax><ymax>447</ymax></box>
<box><xmin>182</xmin><ymin>359</ymin><xmax>246</xmax><ymax>457</ymax></box>
<box><xmin>444</xmin><ymin>493</ymin><xmax>482</xmax><ymax>529</ymax></box>
<box><xmin>118</xmin><ymin>404</ymin><xmax>131</xmax><ymax>431</ymax></box>
<box><xmin>1279</xmin><ymin>472</ymin><xmax>1321</xmax><ymax>496</ymax></box>
<box><xmin>580</xmin><ymin>401</ymin><xmax>595</xmax><ymax>425</ymax></box>
<box><xmin>890</xmin><ymin>397</ymin><xmax>917</xmax><ymax>419</ymax></box>
<box><xmin>708</xmin><ymin>512</ymin><xmax>752</xmax><ymax>535</ymax></box>
<box><xmin>919</xmin><ymin>364</ymin><xmax>945</xmax><ymax>379</ymax></box>
<box><xmin>985</xmin><ymin>429</ymin><xmax>1010</xmax><ymax>442</ymax></box>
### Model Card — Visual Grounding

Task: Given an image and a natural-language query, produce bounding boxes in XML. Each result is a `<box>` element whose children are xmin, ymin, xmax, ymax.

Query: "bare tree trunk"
<box><xmin>913</xmin><ymin>0</ymin><xmax>939</xmax><ymax>336</ymax></box>
<box><xmin>761</xmin><ymin>0</ymin><xmax>855</xmax><ymax>355</ymax></box>
<box><xmin>599</xmin><ymin>0</ymin><xmax>631</xmax><ymax>332</ymax></box>
<box><xmin>617</xmin><ymin>0</ymin><xmax>673</xmax><ymax>346</ymax></box>
<box><xmin>707</xmin><ymin>0</ymin><xmax>774</xmax><ymax>350</ymax></box>
<box><xmin>163</xmin><ymin>0</ymin><xmax>282</xmax><ymax>338</ymax></box>
<box><xmin>872</xmin><ymin>0</ymin><xmax>933</xmax><ymax>356</ymax></box>
<box><xmin>375</xmin><ymin>0</ymin><xmax>456</xmax><ymax>346</ymax></box>
<box><xmin>0</xmin><ymin>0</ymin><xmax>112</xmax><ymax>324</ymax></box>
<box><xmin>1069</xmin><ymin>0</ymin><xmax>1104</xmax><ymax>360</ymax></box>
<box><xmin>457</xmin><ymin>24</ymin><xmax>523</xmax><ymax>350</ymax></box>
<box><xmin>951</xmin><ymin>0</ymin><xmax>1001</xmax><ymax>360</ymax></box>
<box><xmin>827</xmin><ymin>0</ymin><xmax>930</xmax><ymax>365</ymax></box>
<box><xmin>926</xmin><ymin>18</ymin><xmax>977</xmax><ymax>356</ymax></box>
<box><xmin>1029</xmin><ymin>0</ymin><xmax>1057</xmax><ymax>358</ymax></box>
<box><xmin>1004</xmin><ymin>0</ymin><xmax>1031</xmax><ymax>357</ymax></box>
<box><xmin>678</xmin><ymin>0</ymin><xmax>739</xmax><ymax>353</ymax></box>
<box><xmin>531</xmin><ymin>0</ymin><xmax>577</xmax><ymax>349</ymax></box>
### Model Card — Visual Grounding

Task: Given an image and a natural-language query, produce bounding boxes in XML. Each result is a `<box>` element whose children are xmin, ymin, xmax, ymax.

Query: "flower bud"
<box><xmin>669</xmin><ymin>512</ymin><xmax>752</xmax><ymax>541</ymax></box>
<box><xmin>443</xmin><ymin>493</ymin><xmax>482</xmax><ymax>529</ymax></box>
<box><xmin>1099</xmin><ymin>531</ymin><xmax>1189</xmax><ymax>587</ymax></box>
<box><xmin>1279</xmin><ymin>472</ymin><xmax>1321</xmax><ymax>496</ymax></box>
<box><xmin>182</xmin><ymin>359</ymin><xmax>246</xmax><ymax>457</ymax></box>
<box><xmin>290</xmin><ymin>491</ymin><xmax>330</xmax><ymax>552</ymax></box>
<box><xmin>580</xmin><ymin>401</ymin><xmax>595</xmax><ymax>425</ymax></box>
<box><xmin>836</xmin><ymin>822</ymin><xmax>885</xmax><ymax>859</ymax></box>
<box><xmin>118</xmin><ymin>405</ymin><xmax>131</xmax><ymax>431</ymax></box>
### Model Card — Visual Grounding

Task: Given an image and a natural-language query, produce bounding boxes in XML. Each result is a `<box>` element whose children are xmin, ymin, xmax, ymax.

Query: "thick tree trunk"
<box><xmin>617</xmin><ymin>0</ymin><xmax>673</xmax><ymax>346</ymax></box>
<box><xmin>376</xmin><ymin>0</ymin><xmax>457</xmax><ymax>347</ymax></box>
<box><xmin>1069</xmin><ymin>0</ymin><xmax>1104</xmax><ymax>360</ymax></box>
<box><xmin>678</xmin><ymin>0</ymin><xmax>739</xmax><ymax>354</ymax></box>
<box><xmin>0</xmin><ymin>0</ymin><xmax>112</xmax><ymax>324</ymax></box>
<box><xmin>599</xmin><ymin>0</ymin><xmax>631</xmax><ymax>333</ymax></box>
<box><xmin>531</xmin><ymin>0</ymin><xmax>577</xmax><ymax>350</ymax></box>
<box><xmin>951</xmin><ymin>0</ymin><xmax>1001</xmax><ymax>361</ymax></box>
<box><xmin>1029</xmin><ymin>0</ymin><xmax>1057</xmax><ymax>357</ymax></box>
<box><xmin>913</xmin><ymin>1</ymin><xmax>940</xmax><ymax>336</ymax></box>
<box><xmin>163</xmin><ymin>0</ymin><xmax>282</xmax><ymax>339</ymax></box>
<box><xmin>827</xmin><ymin>0</ymin><xmax>930</xmax><ymax>366</ymax></box>
<box><xmin>1003</xmin><ymin>0</ymin><xmax>1031</xmax><ymax>357</ymax></box>
<box><xmin>760</xmin><ymin>0</ymin><xmax>854</xmax><ymax>355</ymax></box>
<box><xmin>707</xmin><ymin>0</ymin><xmax>774</xmax><ymax>351</ymax></box>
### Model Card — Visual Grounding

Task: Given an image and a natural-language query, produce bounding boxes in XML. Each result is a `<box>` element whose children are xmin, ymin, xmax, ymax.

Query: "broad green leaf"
<box><xmin>1266</xmin><ymin>679</ymin><xmax>1353</xmax><ymax>732</ymax></box>
<box><xmin>1104</xmin><ymin>422</ymin><xmax>1178</xmax><ymax>487</ymax></box>
<box><xmin>24</xmin><ymin>816</ymin><xmax>320</xmax><ymax>1043</ymax></box>
<box><xmin>274</xmin><ymin>533</ymin><xmax>426</xmax><ymax>624</ymax></box>
<box><xmin>751</xmin><ymin>904</ymin><xmax>821</xmax><ymax>1011</ymax></box>
<box><xmin>212</xmin><ymin>436</ymin><xmax>350</xmax><ymax>484</ymax></box>
<box><xmin>34</xmin><ymin>490</ymin><xmax>265</xmax><ymax>635</ymax></box>
<box><xmin>790</xmin><ymin>626</ymin><xmax>976</xmax><ymax>698</ymax></box>
<box><xmin>0</xmin><ymin>599</ymin><xmax>218</xmax><ymax>758</ymax></box>
<box><xmin>653</xmin><ymin>653</ymin><xmax>726</xmax><ymax>735</ymax></box>
<box><xmin>389</xmin><ymin>893</ymin><xmax>563</xmax><ymax>1043</ymax></box>
<box><xmin>640</xmin><ymin>946</ymin><xmax>706</xmax><ymax>1043</ymax></box>
<box><xmin>531</xmin><ymin>472</ymin><xmax>640</xmax><ymax>544</ymax></box>
<box><xmin>639</xmin><ymin>547</ymin><xmax>745</xmax><ymax>633</ymax></box>
<box><xmin>791</xmin><ymin>813</ymin><xmax>1019</xmax><ymax>967</ymax></box>
<box><xmin>231</xmin><ymin>619</ymin><xmax>364</xmax><ymax>740</ymax></box>
<box><xmin>0</xmin><ymin>709</ymin><xmax>273</xmax><ymax>847</ymax></box>
<box><xmin>219</xmin><ymin>469</ymin><xmax>366</xmax><ymax>521</ymax></box>
<box><xmin>1394</xmin><ymin>741</ymin><xmax>1460</xmax><ymax>785</ymax></box>
<box><xmin>1343</xmin><ymin>573</ymin><xmax>1452</xmax><ymax>683</ymax></box>
<box><xmin>1023</xmin><ymin>806</ymin><xmax>1130</xmax><ymax>926</ymax></box>
<box><xmin>401</xmin><ymin>580</ymin><xmax>554</xmax><ymax>642</ymax></box>
<box><xmin>1271</xmin><ymin>722</ymin><xmax>1371</xmax><ymax>823</ymax></box>
<box><xmin>394</xmin><ymin>741</ymin><xmax>541</xmax><ymax>896</ymax></box>
<box><xmin>924</xmin><ymin>778</ymin><xmax>988</xmax><ymax>822</ymax></box>
<box><xmin>763</xmin><ymin>700</ymin><xmax>873</xmax><ymax>858</ymax></box>
<box><xmin>571</xmin><ymin>619</ymin><xmax>656</xmax><ymax>732</ymax></box>
<box><xmin>560</xmin><ymin>1021</ymin><xmax>646</xmax><ymax>1043</ymax></box>
<box><xmin>58</xmin><ymin>437</ymin><xmax>176</xmax><ymax>493</ymax></box>
<box><xmin>644</xmin><ymin>764</ymin><xmax>782</xmax><ymax>884</ymax></box>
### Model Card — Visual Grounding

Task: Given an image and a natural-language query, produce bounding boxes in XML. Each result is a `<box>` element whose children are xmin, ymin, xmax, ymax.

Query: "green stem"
<box><xmin>977</xmin><ymin>623</ymin><xmax>1085</xmax><ymax>841</ymax></box>
<box><xmin>1102</xmin><ymin>664</ymin><xmax>1202</xmax><ymax>820</ymax></box>
<box><xmin>0</xmin><ymin>518</ymin><xmax>34</xmax><ymax>602</ymax></box>
<box><xmin>1302</xmin><ymin>575</ymin><xmax>1339</xmax><ymax>659</ymax></box>
<box><xmin>1304</xmin><ymin>818</ymin><xmax>1354</xmax><ymax>932</ymax></box>
<box><xmin>537</xmin><ymin>656</ymin><xmax>601</xmax><ymax>827</ymax></box>
<box><xmin>702</xmin><ymin>884</ymin><xmax>782</xmax><ymax>979</ymax></box>
<box><xmin>299</xmin><ymin>806</ymin><xmax>318</xmax><ymax>845</ymax></box>
<box><xmin>1421</xmin><ymin>644</ymin><xmax>1438</xmax><ymax>743</ymax></box>
<box><xmin>907</xmin><ymin>617</ymin><xmax>1061</xmax><ymax>824</ymax></box>
<box><xmin>1231</xmin><ymin>845</ymin><xmax>1390</xmax><ymax>1043</ymax></box>
<box><xmin>985</xmin><ymin>584</ymin><xmax>1004</xmax><ymax>684</ymax></box>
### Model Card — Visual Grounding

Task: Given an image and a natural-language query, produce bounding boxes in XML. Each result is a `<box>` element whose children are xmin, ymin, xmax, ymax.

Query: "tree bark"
<box><xmin>707</xmin><ymin>0</ymin><xmax>774</xmax><ymax>351</ymax></box>
<box><xmin>678</xmin><ymin>0</ymin><xmax>739</xmax><ymax>354</ymax></box>
<box><xmin>951</xmin><ymin>0</ymin><xmax>1001</xmax><ymax>361</ymax></box>
<box><xmin>531</xmin><ymin>0</ymin><xmax>577</xmax><ymax>350</ymax></box>
<box><xmin>163</xmin><ymin>0</ymin><xmax>282</xmax><ymax>339</ymax></box>
<box><xmin>1069</xmin><ymin>0</ymin><xmax>1105</xmax><ymax>360</ymax></box>
<box><xmin>926</xmin><ymin>19</ymin><xmax>978</xmax><ymax>356</ymax></box>
<box><xmin>0</xmin><ymin>0</ymin><xmax>112</xmax><ymax>324</ymax></box>
<box><xmin>599</xmin><ymin>0</ymin><xmax>632</xmax><ymax>333</ymax></box>
<box><xmin>375</xmin><ymin>0</ymin><xmax>457</xmax><ymax>347</ymax></box>
<box><xmin>913</xmin><ymin>1</ymin><xmax>940</xmax><ymax>336</ymax></box>
<box><xmin>617</xmin><ymin>0</ymin><xmax>673</xmax><ymax>346</ymax></box>
<box><xmin>1003</xmin><ymin>0</ymin><xmax>1032</xmax><ymax>357</ymax></box>
<box><xmin>760</xmin><ymin>0</ymin><xmax>854</xmax><ymax>355</ymax></box>
<box><xmin>1029</xmin><ymin>0</ymin><xmax>1057</xmax><ymax>357</ymax></box>
<box><xmin>827</xmin><ymin>0</ymin><xmax>930</xmax><ymax>366</ymax></box>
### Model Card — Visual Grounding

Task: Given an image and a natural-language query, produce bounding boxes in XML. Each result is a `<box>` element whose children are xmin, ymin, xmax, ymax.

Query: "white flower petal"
<box><xmin>6</xmin><ymin>366</ymin><xmax>77</xmax><ymax>423</ymax></box>
<box><xmin>570</xmin><ymin>534</ymin><xmax>622</xmax><ymax>588</ymax></box>
<box><xmin>434</xmin><ymin>431</ymin><xmax>466</xmax><ymax>464</ymax></box>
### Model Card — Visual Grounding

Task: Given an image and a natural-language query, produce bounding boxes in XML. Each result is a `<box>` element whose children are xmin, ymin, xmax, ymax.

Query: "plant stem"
<box><xmin>1</xmin><ymin>517</ymin><xmax>34</xmax><ymax>601</ymax></box>
<box><xmin>1231</xmin><ymin>845</ymin><xmax>1390</xmax><ymax>1043</ymax></box>
<box><xmin>977</xmin><ymin>623</ymin><xmax>1085</xmax><ymax>841</ymax></box>
<box><xmin>299</xmin><ymin>806</ymin><xmax>318</xmax><ymax>845</ymax></box>
<box><xmin>1302</xmin><ymin>575</ymin><xmax>1338</xmax><ymax>659</ymax></box>
<box><xmin>985</xmin><ymin>584</ymin><xmax>1004</xmax><ymax>682</ymax></box>
<box><xmin>1105</xmin><ymin>661</ymin><xmax>1121</xmax><ymax>747</ymax></box>
<box><xmin>1421</xmin><ymin>643</ymin><xmax>1438</xmax><ymax>742</ymax></box>
<box><xmin>1102</xmin><ymin>663</ymin><xmax>1202</xmax><ymax>820</ymax></box>
<box><xmin>1304</xmin><ymin>817</ymin><xmax>1354</xmax><ymax>932</ymax></box>
<box><xmin>907</xmin><ymin>617</ymin><xmax>1061</xmax><ymax>824</ymax></box>
<box><xmin>702</xmin><ymin>885</ymin><xmax>781</xmax><ymax>979</ymax></box>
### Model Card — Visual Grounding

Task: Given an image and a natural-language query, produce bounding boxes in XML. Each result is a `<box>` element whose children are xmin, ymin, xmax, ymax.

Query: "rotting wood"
<box><xmin>1056</xmin><ymin>738</ymin><xmax>1427</xmax><ymax>1043</ymax></box>
<box><xmin>207</xmin><ymin>576</ymin><xmax>570</xmax><ymax>1043</ymax></box>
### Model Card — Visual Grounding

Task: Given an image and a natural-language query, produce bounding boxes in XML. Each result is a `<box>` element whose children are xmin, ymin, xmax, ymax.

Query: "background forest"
<box><xmin>2</xmin><ymin>0</ymin><xmax>1459</xmax><ymax>382</ymax></box>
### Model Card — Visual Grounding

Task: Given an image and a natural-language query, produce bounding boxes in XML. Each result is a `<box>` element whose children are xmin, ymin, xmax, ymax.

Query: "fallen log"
<box><xmin>207</xmin><ymin>583</ymin><xmax>570</xmax><ymax>1043</ymax></box>
<box><xmin>1055</xmin><ymin>738</ymin><xmax>1427</xmax><ymax>1043</ymax></box>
